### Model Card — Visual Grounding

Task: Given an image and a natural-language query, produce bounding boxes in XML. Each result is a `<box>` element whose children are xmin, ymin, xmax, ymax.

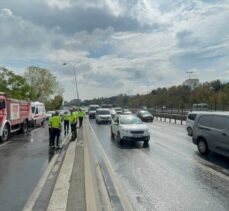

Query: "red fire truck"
<box><xmin>0</xmin><ymin>92</ymin><xmax>31</xmax><ymax>142</ymax></box>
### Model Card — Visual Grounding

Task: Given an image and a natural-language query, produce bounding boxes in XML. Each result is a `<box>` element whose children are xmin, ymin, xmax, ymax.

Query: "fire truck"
<box><xmin>0</xmin><ymin>92</ymin><xmax>31</xmax><ymax>142</ymax></box>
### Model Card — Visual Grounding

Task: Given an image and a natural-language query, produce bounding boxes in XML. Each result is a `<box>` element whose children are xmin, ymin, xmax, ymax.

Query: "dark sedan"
<box><xmin>137</xmin><ymin>110</ymin><xmax>154</xmax><ymax>122</ymax></box>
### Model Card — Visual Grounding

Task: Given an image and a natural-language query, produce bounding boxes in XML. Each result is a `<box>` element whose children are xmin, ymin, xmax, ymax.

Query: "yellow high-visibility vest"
<box><xmin>51</xmin><ymin>115</ymin><xmax>61</xmax><ymax>129</ymax></box>
<box><xmin>78</xmin><ymin>111</ymin><xmax>85</xmax><ymax>118</ymax></box>
<box><xmin>64</xmin><ymin>113</ymin><xmax>70</xmax><ymax>121</ymax></box>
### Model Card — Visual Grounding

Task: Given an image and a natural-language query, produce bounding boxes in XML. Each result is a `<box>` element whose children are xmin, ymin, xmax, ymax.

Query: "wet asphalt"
<box><xmin>89</xmin><ymin>119</ymin><xmax>229</xmax><ymax>211</ymax></box>
<box><xmin>0</xmin><ymin>127</ymin><xmax>52</xmax><ymax>211</ymax></box>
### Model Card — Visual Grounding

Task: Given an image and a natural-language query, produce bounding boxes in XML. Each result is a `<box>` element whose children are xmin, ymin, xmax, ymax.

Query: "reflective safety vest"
<box><xmin>51</xmin><ymin>115</ymin><xmax>61</xmax><ymax>129</ymax></box>
<box><xmin>70</xmin><ymin>112</ymin><xmax>78</xmax><ymax>124</ymax></box>
<box><xmin>64</xmin><ymin>113</ymin><xmax>70</xmax><ymax>121</ymax></box>
<box><xmin>78</xmin><ymin>111</ymin><xmax>85</xmax><ymax>118</ymax></box>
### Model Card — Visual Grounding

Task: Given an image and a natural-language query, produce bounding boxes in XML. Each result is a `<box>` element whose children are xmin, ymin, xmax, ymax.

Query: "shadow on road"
<box><xmin>110</xmin><ymin>137</ymin><xmax>150</xmax><ymax>150</ymax></box>
<box><xmin>195</xmin><ymin>151</ymin><xmax>229</xmax><ymax>175</ymax></box>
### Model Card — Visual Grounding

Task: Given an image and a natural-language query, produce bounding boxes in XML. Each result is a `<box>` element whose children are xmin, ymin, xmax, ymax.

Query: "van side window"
<box><xmin>211</xmin><ymin>116</ymin><xmax>229</xmax><ymax>130</ymax></box>
<box><xmin>199</xmin><ymin>115</ymin><xmax>229</xmax><ymax>130</ymax></box>
<box><xmin>188</xmin><ymin>114</ymin><xmax>197</xmax><ymax>121</ymax></box>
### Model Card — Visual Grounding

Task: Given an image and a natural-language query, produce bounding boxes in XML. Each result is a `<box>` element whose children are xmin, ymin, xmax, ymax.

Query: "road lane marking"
<box><xmin>23</xmin><ymin>134</ymin><xmax>70</xmax><ymax>211</ymax></box>
<box><xmin>47</xmin><ymin>140</ymin><xmax>76</xmax><ymax>211</ymax></box>
<box><xmin>87</xmin><ymin>120</ymin><xmax>134</xmax><ymax>211</ymax></box>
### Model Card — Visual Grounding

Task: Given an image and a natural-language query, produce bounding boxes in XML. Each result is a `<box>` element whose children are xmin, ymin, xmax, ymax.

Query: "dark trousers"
<box><xmin>49</xmin><ymin>128</ymin><xmax>53</xmax><ymax>146</ymax></box>
<box><xmin>52</xmin><ymin>128</ymin><xmax>61</xmax><ymax>147</ymax></box>
<box><xmin>79</xmin><ymin>117</ymin><xmax>83</xmax><ymax>127</ymax></box>
<box><xmin>71</xmin><ymin>123</ymin><xmax>77</xmax><ymax>140</ymax></box>
<box><xmin>64</xmin><ymin>120</ymin><xmax>69</xmax><ymax>135</ymax></box>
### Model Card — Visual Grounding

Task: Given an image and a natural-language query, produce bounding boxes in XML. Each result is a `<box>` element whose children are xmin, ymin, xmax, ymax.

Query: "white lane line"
<box><xmin>47</xmin><ymin>141</ymin><xmax>76</xmax><ymax>211</ymax></box>
<box><xmin>87</xmin><ymin>121</ymin><xmax>134</xmax><ymax>211</ymax></box>
<box><xmin>0</xmin><ymin>141</ymin><xmax>10</xmax><ymax>147</ymax></box>
<box><xmin>23</xmin><ymin>134</ymin><xmax>70</xmax><ymax>211</ymax></box>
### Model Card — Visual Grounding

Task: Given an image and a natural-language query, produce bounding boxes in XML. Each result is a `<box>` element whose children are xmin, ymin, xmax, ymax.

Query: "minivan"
<box><xmin>186</xmin><ymin>111</ymin><xmax>207</xmax><ymax>136</ymax></box>
<box><xmin>192</xmin><ymin>112</ymin><xmax>229</xmax><ymax>157</ymax></box>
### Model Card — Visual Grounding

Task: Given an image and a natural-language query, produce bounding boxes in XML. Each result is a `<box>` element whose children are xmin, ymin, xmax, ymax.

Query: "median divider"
<box><xmin>24</xmin><ymin>120</ymin><xmax>133</xmax><ymax>211</ymax></box>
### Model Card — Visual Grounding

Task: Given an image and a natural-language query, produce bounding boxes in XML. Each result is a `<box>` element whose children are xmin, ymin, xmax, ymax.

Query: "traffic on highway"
<box><xmin>87</xmin><ymin>106</ymin><xmax>229</xmax><ymax>211</ymax></box>
<box><xmin>1</xmin><ymin>1</ymin><xmax>229</xmax><ymax>210</ymax></box>
<box><xmin>0</xmin><ymin>101</ymin><xmax>229</xmax><ymax>211</ymax></box>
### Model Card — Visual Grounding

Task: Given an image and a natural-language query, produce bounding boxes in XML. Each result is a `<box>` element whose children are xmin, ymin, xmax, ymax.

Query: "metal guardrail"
<box><xmin>152</xmin><ymin>113</ymin><xmax>186</xmax><ymax>125</ymax></box>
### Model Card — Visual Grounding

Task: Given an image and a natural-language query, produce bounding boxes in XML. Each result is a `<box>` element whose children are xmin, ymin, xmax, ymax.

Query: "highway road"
<box><xmin>89</xmin><ymin>119</ymin><xmax>229</xmax><ymax>211</ymax></box>
<box><xmin>0</xmin><ymin>127</ymin><xmax>53</xmax><ymax>211</ymax></box>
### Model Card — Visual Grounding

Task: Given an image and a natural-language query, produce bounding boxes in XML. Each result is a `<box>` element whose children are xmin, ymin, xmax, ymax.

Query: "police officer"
<box><xmin>48</xmin><ymin>114</ymin><xmax>54</xmax><ymax>147</ymax></box>
<box><xmin>78</xmin><ymin>108</ymin><xmax>85</xmax><ymax>128</ymax></box>
<box><xmin>51</xmin><ymin>111</ymin><xmax>62</xmax><ymax>149</ymax></box>
<box><xmin>70</xmin><ymin>108</ymin><xmax>78</xmax><ymax>141</ymax></box>
<box><xmin>63</xmin><ymin>111</ymin><xmax>70</xmax><ymax>136</ymax></box>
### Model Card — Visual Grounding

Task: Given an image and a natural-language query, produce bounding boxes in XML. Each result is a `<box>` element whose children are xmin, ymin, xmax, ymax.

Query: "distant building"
<box><xmin>183</xmin><ymin>79</ymin><xmax>200</xmax><ymax>90</ymax></box>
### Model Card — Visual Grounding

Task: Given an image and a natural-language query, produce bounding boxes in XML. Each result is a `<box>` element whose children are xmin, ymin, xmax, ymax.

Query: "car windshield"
<box><xmin>120</xmin><ymin>116</ymin><xmax>142</xmax><ymax>124</ymax></box>
<box><xmin>32</xmin><ymin>107</ymin><xmax>36</xmax><ymax>113</ymax></box>
<box><xmin>140</xmin><ymin>111</ymin><xmax>151</xmax><ymax>115</ymax></box>
<box><xmin>97</xmin><ymin>110</ymin><xmax>110</xmax><ymax>115</ymax></box>
<box><xmin>89</xmin><ymin>106</ymin><xmax>99</xmax><ymax>111</ymax></box>
<box><xmin>123</xmin><ymin>109</ymin><xmax>131</xmax><ymax>112</ymax></box>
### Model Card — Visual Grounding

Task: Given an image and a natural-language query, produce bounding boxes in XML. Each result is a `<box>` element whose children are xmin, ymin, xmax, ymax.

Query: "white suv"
<box><xmin>96</xmin><ymin>109</ymin><xmax>112</xmax><ymax>124</ymax></box>
<box><xmin>111</xmin><ymin>115</ymin><xmax>150</xmax><ymax>146</ymax></box>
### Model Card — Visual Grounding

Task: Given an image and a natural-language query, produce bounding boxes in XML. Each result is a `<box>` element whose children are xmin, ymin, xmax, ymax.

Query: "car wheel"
<box><xmin>20</xmin><ymin>120</ymin><xmax>28</xmax><ymax>133</ymax></box>
<box><xmin>0</xmin><ymin>124</ymin><xmax>9</xmax><ymax>142</ymax></box>
<box><xmin>197</xmin><ymin>138</ymin><xmax>209</xmax><ymax>155</ymax></box>
<box><xmin>143</xmin><ymin>141</ymin><xmax>149</xmax><ymax>147</ymax></box>
<box><xmin>187</xmin><ymin>127</ymin><xmax>193</xmax><ymax>136</ymax></box>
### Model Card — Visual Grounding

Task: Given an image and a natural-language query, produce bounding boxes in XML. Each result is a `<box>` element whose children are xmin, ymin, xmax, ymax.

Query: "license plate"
<box><xmin>133</xmin><ymin>134</ymin><xmax>143</xmax><ymax>138</ymax></box>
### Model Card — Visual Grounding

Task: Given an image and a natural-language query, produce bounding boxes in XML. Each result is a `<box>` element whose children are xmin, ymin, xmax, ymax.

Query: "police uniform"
<box><xmin>50</xmin><ymin>114</ymin><xmax>61</xmax><ymax>148</ymax></box>
<box><xmin>78</xmin><ymin>110</ymin><xmax>85</xmax><ymax>127</ymax></box>
<box><xmin>48</xmin><ymin>116</ymin><xmax>53</xmax><ymax>146</ymax></box>
<box><xmin>64</xmin><ymin>112</ymin><xmax>70</xmax><ymax>135</ymax></box>
<box><xmin>70</xmin><ymin>111</ymin><xmax>78</xmax><ymax>140</ymax></box>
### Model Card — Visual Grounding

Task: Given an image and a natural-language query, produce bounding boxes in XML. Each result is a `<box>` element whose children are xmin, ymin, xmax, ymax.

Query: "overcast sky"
<box><xmin>0</xmin><ymin>0</ymin><xmax>229</xmax><ymax>101</ymax></box>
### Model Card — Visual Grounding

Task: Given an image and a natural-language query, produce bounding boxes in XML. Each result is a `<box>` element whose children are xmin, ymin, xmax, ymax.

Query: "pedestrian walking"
<box><xmin>63</xmin><ymin>111</ymin><xmax>70</xmax><ymax>136</ymax></box>
<box><xmin>50</xmin><ymin>111</ymin><xmax>62</xmax><ymax>149</ymax></box>
<box><xmin>78</xmin><ymin>108</ymin><xmax>85</xmax><ymax>128</ymax></box>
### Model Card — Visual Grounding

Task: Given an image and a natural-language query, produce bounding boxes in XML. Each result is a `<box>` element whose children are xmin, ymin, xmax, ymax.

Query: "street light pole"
<box><xmin>73</xmin><ymin>65</ymin><xmax>80</xmax><ymax>101</ymax></box>
<box><xmin>186</xmin><ymin>71</ymin><xmax>193</xmax><ymax>80</ymax></box>
<box><xmin>63</xmin><ymin>63</ymin><xmax>80</xmax><ymax>104</ymax></box>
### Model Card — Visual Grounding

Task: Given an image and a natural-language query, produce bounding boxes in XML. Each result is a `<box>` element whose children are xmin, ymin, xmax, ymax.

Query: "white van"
<box><xmin>186</xmin><ymin>111</ymin><xmax>203</xmax><ymax>136</ymax></box>
<box><xmin>192</xmin><ymin>112</ymin><xmax>229</xmax><ymax>157</ymax></box>
<box><xmin>31</xmin><ymin>101</ymin><xmax>46</xmax><ymax>126</ymax></box>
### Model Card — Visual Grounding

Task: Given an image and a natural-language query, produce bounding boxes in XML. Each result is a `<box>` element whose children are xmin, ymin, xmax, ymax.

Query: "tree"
<box><xmin>24</xmin><ymin>66</ymin><xmax>64</xmax><ymax>102</ymax></box>
<box><xmin>45</xmin><ymin>95</ymin><xmax>63</xmax><ymax>110</ymax></box>
<box><xmin>0</xmin><ymin>67</ymin><xmax>33</xmax><ymax>99</ymax></box>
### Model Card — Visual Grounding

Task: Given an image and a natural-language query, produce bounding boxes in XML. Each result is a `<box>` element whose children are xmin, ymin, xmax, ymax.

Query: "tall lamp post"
<box><xmin>186</xmin><ymin>71</ymin><xmax>193</xmax><ymax>81</ymax></box>
<box><xmin>63</xmin><ymin>63</ymin><xmax>80</xmax><ymax>104</ymax></box>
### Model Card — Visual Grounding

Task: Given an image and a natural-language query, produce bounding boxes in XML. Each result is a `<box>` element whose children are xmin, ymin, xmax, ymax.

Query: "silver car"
<box><xmin>192</xmin><ymin>112</ymin><xmax>229</xmax><ymax>157</ymax></box>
